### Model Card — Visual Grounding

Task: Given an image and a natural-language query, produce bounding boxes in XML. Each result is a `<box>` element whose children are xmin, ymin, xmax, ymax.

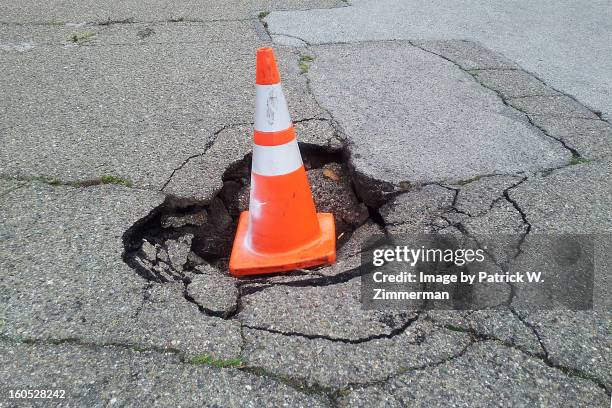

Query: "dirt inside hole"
<box><xmin>122</xmin><ymin>143</ymin><xmax>384</xmax><ymax>283</ymax></box>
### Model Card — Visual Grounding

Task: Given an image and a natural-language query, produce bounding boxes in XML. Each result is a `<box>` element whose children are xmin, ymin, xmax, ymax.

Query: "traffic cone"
<box><xmin>229</xmin><ymin>47</ymin><xmax>336</xmax><ymax>276</ymax></box>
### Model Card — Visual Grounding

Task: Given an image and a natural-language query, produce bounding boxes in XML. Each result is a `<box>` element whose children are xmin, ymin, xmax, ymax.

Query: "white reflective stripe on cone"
<box><xmin>251</xmin><ymin>138</ymin><xmax>303</xmax><ymax>176</ymax></box>
<box><xmin>254</xmin><ymin>83</ymin><xmax>292</xmax><ymax>133</ymax></box>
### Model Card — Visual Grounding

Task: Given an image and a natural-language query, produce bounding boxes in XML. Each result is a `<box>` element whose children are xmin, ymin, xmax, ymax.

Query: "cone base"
<box><xmin>229</xmin><ymin>212</ymin><xmax>336</xmax><ymax>277</ymax></box>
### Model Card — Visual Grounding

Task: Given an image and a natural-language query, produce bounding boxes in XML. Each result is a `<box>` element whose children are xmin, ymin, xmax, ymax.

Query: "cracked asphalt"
<box><xmin>1</xmin><ymin>1</ymin><xmax>610</xmax><ymax>407</ymax></box>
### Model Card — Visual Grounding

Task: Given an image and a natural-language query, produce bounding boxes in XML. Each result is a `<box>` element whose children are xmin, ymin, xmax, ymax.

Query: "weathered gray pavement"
<box><xmin>266</xmin><ymin>0</ymin><xmax>612</xmax><ymax>121</ymax></box>
<box><xmin>1</xmin><ymin>0</ymin><xmax>611</xmax><ymax>406</ymax></box>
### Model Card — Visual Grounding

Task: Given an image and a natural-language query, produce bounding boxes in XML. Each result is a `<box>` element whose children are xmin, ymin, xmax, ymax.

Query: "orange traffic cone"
<box><xmin>229</xmin><ymin>47</ymin><xmax>336</xmax><ymax>276</ymax></box>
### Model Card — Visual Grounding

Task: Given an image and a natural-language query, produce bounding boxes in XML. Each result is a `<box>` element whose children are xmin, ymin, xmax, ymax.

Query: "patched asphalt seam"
<box><xmin>407</xmin><ymin>40</ymin><xmax>592</xmax><ymax>160</ymax></box>
<box><xmin>0</xmin><ymin>17</ymin><xmax>256</xmax><ymax>27</ymax></box>
<box><xmin>0</xmin><ymin>334</ymin><xmax>184</xmax><ymax>360</ymax></box>
<box><xmin>0</xmin><ymin>174</ymin><xmax>140</xmax><ymax>190</ymax></box>
<box><xmin>0</xmin><ymin>182</ymin><xmax>28</xmax><ymax>199</ymax></box>
<box><xmin>291</xmin><ymin>47</ymin><xmax>403</xmax><ymax>209</ymax></box>
<box><xmin>270</xmin><ymin>32</ymin><xmax>312</xmax><ymax>46</ymax></box>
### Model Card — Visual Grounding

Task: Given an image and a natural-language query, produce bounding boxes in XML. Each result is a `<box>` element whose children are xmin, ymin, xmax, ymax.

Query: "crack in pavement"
<box><xmin>237</xmin><ymin>264</ymin><xmax>365</xmax><ymax>298</ymax></box>
<box><xmin>242</xmin><ymin>313</ymin><xmax>420</xmax><ymax>345</ymax></box>
<box><xmin>0</xmin><ymin>334</ymin><xmax>338</xmax><ymax>404</ymax></box>
<box><xmin>426</xmin><ymin>314</ymin><xmax>546</xmax><ymax>358</ymax></box>
<box><xmin>109</xmin><ymin>37</ymin><xmax>610</xmax><ymax>399</ymax></box>
<box><xmin>509</xmin><ymin>309</ymin><xmax>611</xmax><ymax>395</ymax></box>
<box><xmin>338</xmin><ymin>336</ymin><xmax>610</xmax><ymax>403</ymax></box>
<box><xmin>0</xmin><ymin>181</ymin><xmax>28</xmax><ymax>199</ymax></box>
<box><xmin>443</xmin><ymin>176</ymin><xmax>531</xmax><ymax>306</ymax></box>
<box><xmin>159</xmin><ymin>122</ymin><xmax>253</xmax><ymax>192</ymax></box>
<box><xmin>533</xmin><ymin>154</ymin><xmax>612</xmax><ymax>178</ymax></box>
<box><xmin>426</xmin><ymin>313</ymin><xmax>611</xmax><ymax>395</ymax></box>
<box><xmin>510</xmin><ymin>309</ymin><xmax>549</xmax><ymax>356</ymax></box>
<box><xmin>182</xmin><ymin>279</ymin><xmax>239</xmax><ymax>320</ymax></box>
<box><xmin>338</xmin><ymin>314</ymin><xmax>610</xmax><ymax>400</ymax></box>
<box><xmin>159</xmin><ymin>116</ymin><xmax>340</xmax><ymax>194</ymax></box>
<box><xmin>501</xmin><ymin>177</ymin><xmax>531</xmax><ymax>259</ymax></box>
<box><xmin>1</xmin><ymin>0</ymin><xmax>352</xmax><ymax>29</ymax></box>
<box><xmin>289</xmin><ymin>47</ymin><xmax>350</xmax><ymax>145</ymax></box>
<box><xmin>240</xmin><ymin>365</ymin><xmax>337</xmax><ymax>403</ymax></box>
<box><xmin>509</xmin><ymin>103</ymin><xmax>583</xmax><ymax>157</ymax></box>
<box><xmin>130</xmin><ymin>282</ymin><xmax>153</xmax><ymax>319</ymax></box>
<box><xmin>336</xmin><ymin>339</ymin><xmax>477</xmax><ymax>395</ymax></box>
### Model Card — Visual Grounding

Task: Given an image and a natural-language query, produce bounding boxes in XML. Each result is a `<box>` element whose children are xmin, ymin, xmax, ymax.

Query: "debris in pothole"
<box><xmin>219</xmin><ymin>180</ymin><xmax>246</xmax><ymax>217</ymax></box>
<box><xmin>185</xmin><ymin>264</ymin><xmax>239</xmax><ymax>317</ymax></box>
<box><xmin>131</xmin><ymin>236</ymin><xmax>191</xmax><ymax>282</ymax></box>
<box><xmin>152</xmin><ymin>260</ymin><xmax>181</xmax><ymax>282</ymax></box>
<box><xmin>308</xmin><ymin>163</ymin><xmax>370</xmax><ymax>235</ymax></box>
<box><xmin>123</xmin><ymin>144</ymin><xmax>388</xmax><ymax>284</ymax></box>
<box><xmin>187</xmin><ymin>251</ymin><xmax>206</xmax><ymax>266</ymax></box>
<box><xmin>166</xmin><ymin>234</ymin><xmax>193</xmax><ymax>271</ymax></box>
<box><xmin>226</xmin><ymin>162</ymin><xmax>370</xmax><ymax>237</ymax></box>
<box><xmin>192</xmin><ymin>198</ymin><xmax>234</xmax><ymax>259</ymax></box>
<box><xmin>157</xmin><ymin>245</ymin><xmax>169</xmax><ymax>263</ymax></box>
<box><xmin>227</xmin><ymin>183</ymin><xmax>250</xmax><ymax>217</ymax></box>
<box><xmin>322</xmin><ymin>166</ymin><xmax>341</xmax><ymax>181</ymax></box>
<box><xmin>139</xmin><ymin>239</ymin><xmax>157</xmax><ymax>262</ymax></box>
<box><xmin>161</xmin><ymin>210</ymin><xmax>207</xmax><ymax>228</ymax></box>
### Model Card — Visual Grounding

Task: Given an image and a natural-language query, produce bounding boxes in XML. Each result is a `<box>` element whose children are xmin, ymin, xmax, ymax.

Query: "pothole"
<box><xmin>122</xmin><ymin>142</ymin><xmax>387</xmax><ymax>287</ymax></box>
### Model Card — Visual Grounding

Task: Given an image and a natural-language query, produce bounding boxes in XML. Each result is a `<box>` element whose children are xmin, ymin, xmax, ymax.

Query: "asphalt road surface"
<box><xmin>1</xmin><ymin>0</ymin><xmax>610</xmax><ymax>406</ymax></box>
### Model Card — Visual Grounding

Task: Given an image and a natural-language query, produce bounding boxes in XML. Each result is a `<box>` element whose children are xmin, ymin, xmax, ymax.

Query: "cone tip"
<box><xmin>256</xmin><ymin>47</ymin><xmax>280</xmax><ymax>85</ymax></box>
